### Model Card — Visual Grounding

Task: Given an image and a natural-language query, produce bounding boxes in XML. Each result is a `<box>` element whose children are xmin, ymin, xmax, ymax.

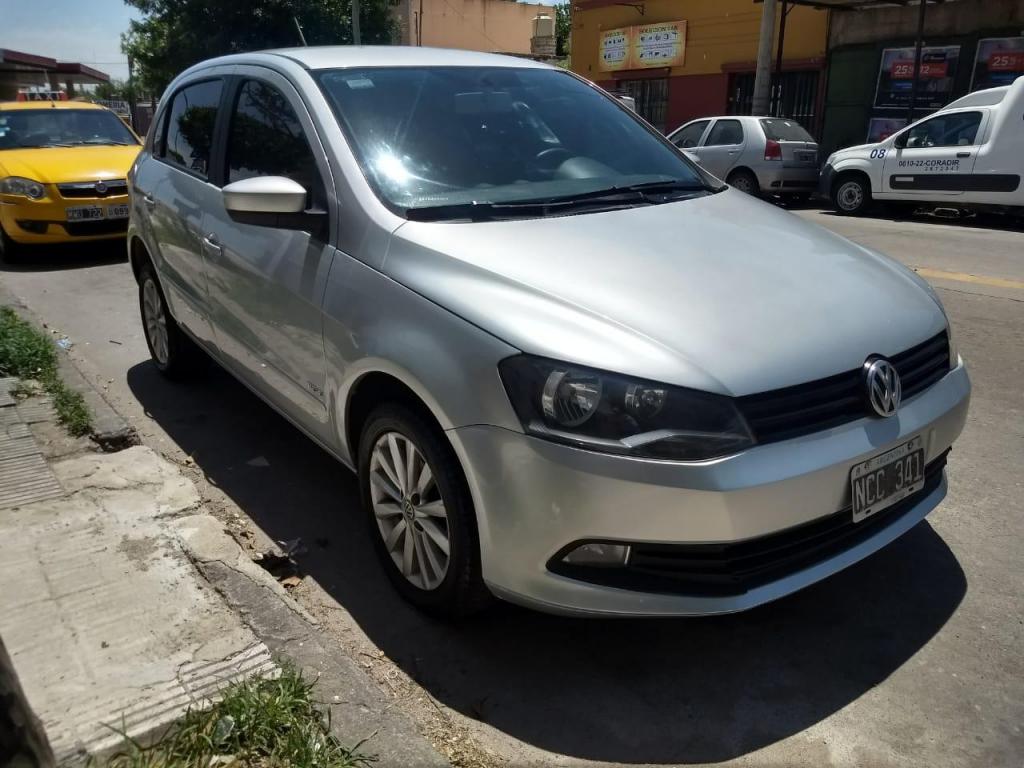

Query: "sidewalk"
<box><xmin>0</xmin><ymin>376</ymin><xmax>447</xmax><ymax>766</ymax></box>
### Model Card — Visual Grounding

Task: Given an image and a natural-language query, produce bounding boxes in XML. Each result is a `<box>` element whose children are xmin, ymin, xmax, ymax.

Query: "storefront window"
<box><xmin>618</xmin><ymin>78</ymin><xmax>669</xmax><ymax>132</ymax></box>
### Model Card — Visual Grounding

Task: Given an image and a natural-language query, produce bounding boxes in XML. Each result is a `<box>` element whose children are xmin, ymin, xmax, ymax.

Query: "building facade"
<box><xmin>0</xmin><ymin>49</ymin><xmax>109</xmax><ymax>101</ymax></box>
<box><xmin>569</xmin><ymin>0</ymin><xmax>829</xmax><ymax>133</ymax></box>
<box><xmin>820</xmin><ymin>0</ymin><xmax>1024</xmax><ymax>156</ymax></box>
<box><xmin>393</xmin><ymin>0</ymin><xmax>556</xmax><ymax>55</ymax></box>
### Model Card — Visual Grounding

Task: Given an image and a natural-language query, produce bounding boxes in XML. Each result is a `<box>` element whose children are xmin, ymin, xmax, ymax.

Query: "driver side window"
<box><xmin>904</xmin><ymin>111</ymin><xmax>982</xmax><ymax>149</ymax></box>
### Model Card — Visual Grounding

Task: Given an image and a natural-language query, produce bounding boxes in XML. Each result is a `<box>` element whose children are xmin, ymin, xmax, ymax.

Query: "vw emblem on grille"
<box><xmin>95</xmin><ymin>181</ymin><xmax>108</xmax><ymax>195</ymax></box>
<box><xmin>864</xmin><ymin>358</ymin><xmax>902</xmax><ymax>417</ymax></box>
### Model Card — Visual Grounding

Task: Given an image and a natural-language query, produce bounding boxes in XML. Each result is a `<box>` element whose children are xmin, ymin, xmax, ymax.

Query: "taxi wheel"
<box><xmin>0</xmin><ymin>226</ymin><xmax>23</xmax><ymax>265</ymax></box>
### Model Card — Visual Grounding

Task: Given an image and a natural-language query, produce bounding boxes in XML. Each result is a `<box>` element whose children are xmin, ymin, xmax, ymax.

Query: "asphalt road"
<box><xmin>1</xmin><ymin>207</ymin><xmax>1021</xmax><ymax>768</ymax></box>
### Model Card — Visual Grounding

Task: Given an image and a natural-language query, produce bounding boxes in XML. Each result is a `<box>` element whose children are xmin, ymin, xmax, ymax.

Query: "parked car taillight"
<box><xmin>764</xmin><ymin>139</ymin><xmax>782</xmax><ymax>161</ymax></box>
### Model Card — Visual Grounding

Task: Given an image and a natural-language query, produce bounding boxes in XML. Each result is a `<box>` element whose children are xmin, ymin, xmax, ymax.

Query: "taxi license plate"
<box><xmin>66</xmin><ymin>205</ymin><xmax>104</xmax><ymax>221</ymax></box>
<box><xmin>106</xmin><ymin>203</ymin><xmax>130</xmax><ymax>219</ymax></box>
<box><xmin>850</xmin><ymin>436</ymin><xmax>925</xmax><ymax>523</ymax></box>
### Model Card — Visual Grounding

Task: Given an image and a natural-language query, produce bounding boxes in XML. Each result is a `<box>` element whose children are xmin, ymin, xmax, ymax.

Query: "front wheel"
<box><xmin>359</xmin><ymin>404</ymin><xmax>490</xmax><ymax>618</ymax></box>
<box><xmin>138</xmin><ymin>262</ymin><xmax>204</xmax><ymax>379</ymax></box>
<box><xmin>832</xmin><ymin>175</ymin><xmax>872</xmax><ymax>216</ymax></box>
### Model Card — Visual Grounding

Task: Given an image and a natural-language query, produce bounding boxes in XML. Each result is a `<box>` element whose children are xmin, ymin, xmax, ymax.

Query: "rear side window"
<box><xmin>226</xmin><ymin>80</ymin><xmax>317</xmax><ymax>193</ymax></box>
<box><xmin>904</xmin><ymin>111</ymin><xmax>983</xmax><ymax>148</ymax></box>
<box><xmin>705</xmin><ymin>119</ymin><xmax>744</xmax><ymax>146</ymax></box>
<box><xmin>163</xmin><ymin>79</ymin><xmax>223</xmax><ymax>178</ymax></box>
<box><xmin>760</xmin><ymin>118</ymin><xmax>814</xmax><ymax>142</ymax></box>
<box><xmin>671</xmin><ymin>120</ymin><xmax>709</xmax><ymax>148</ymax></box>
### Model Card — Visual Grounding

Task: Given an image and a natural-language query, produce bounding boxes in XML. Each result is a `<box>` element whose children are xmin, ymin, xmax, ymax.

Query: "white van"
<box><xmin>820</xmin><ymin>77</ymin><xmax>1023</xmax><ymax>216</ymax></box>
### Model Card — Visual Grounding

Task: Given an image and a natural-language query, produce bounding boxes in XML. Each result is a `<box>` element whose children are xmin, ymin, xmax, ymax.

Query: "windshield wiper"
<box><xmin>17</xmin><ymin>142</ymin><xmax>73</xmax><ymax>148</ymax></box>
<box><xmin>71</xmin><ymin>139</ymin><xmax>134</xmax><ymax>146</ymax></box>
<box><xmin>406</xmin><ymin>195</ymin><xmax>649</xmax><ymax>222</ymax></box>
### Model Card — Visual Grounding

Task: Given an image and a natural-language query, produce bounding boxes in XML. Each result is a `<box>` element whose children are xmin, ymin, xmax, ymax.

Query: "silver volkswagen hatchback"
<box><xmin>128</xmin><ymin>47</ymin><xmax>970</xmax><ymax>617</ymax></box>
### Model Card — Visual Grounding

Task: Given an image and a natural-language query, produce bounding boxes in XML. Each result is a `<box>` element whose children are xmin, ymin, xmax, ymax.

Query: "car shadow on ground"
<box><xmin>127</xmin><ymin>360</ymin><xmax>967</xmax><ymax>765</ymax></box>
<box><xmin>0</xmin><ymin>240</ymin><xmax>127</xmax><ymax>273</ymax></box>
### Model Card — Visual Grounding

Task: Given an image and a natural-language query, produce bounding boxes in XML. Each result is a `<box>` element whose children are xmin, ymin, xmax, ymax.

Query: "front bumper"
<box><xmin>817</xmin><ymin>163</ymin><xmax>836</xmax><ymax>200</ymax></box>
<box><xmin>448</xmin><ymin>362</ymin><xmax>970</xmax><ymax>616</ymax></box>
<box><xmin>1</xmin><ymin>194</ymin><xmax>130</xmax><ymax>244</ymax></box>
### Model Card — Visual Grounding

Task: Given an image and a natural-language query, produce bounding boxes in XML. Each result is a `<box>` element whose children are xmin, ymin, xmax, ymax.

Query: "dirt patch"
<box><xmin>117</xmin><ymin>535</ymin><xmax>161</xmax><ymax>572</ymax></box>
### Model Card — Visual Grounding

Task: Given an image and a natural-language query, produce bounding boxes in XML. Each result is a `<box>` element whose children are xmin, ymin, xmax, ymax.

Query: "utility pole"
<box><xmin>352</xmin><ymin>0</ymin><xmax>362</xmax><ymax>45</ymax></box>
<box><xmin>751</xmin><ymin>0</ymin><xmax>777</xmax><ymax>115</ymax></box>
<box><xmin>127</xmin><ymin>55</ymin><xmax>138</xmax><ymax>132</ymax></box>
<box><xmin>906</xmin><ymin>0</ymin><xmax>927</xmax><ymax>127</ymax></box>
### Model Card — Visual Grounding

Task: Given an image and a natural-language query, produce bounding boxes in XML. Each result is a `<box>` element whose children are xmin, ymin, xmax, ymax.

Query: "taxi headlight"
<box><xmin>0</xmin><ymin>176</ymin><xmax>46</xmax><ymax>200</ymax></box>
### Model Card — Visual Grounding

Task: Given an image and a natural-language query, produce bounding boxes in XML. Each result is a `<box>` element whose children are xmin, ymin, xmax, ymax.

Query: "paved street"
<box><xmin>1</xmin><ymin>208</ymin><xmax>1022</xmax><ymax>767</ymax></box>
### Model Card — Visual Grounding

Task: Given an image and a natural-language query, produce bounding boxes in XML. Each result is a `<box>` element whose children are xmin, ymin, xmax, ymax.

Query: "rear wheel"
<box><xmin>832</xmin><ymin>174</ymin><xmax>871</xmax><ymax>216</ymax></box>
<box><xmin>138</xmin><ymin>262</ymin><xmax>204</xmax><ymax>379</ymax></box>
<box><xmin>727</xmin><ymin>169</ymin><xmax>760</xmax><ymax>196</ymax></box>
<box><xmin>358</xmin><ymin>404</ymin><xmax>490</xmax><ymax>618</ymax></box>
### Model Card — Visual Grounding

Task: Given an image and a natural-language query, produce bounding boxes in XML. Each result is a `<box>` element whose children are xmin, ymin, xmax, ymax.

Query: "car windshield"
<box><xmin>0</xmin><ymin>108</ymin><xmax>138</xmax><ymax>150</ymax></box>
<box><xmin>759</xmin><ymin>118</ymin><xmax>814</xmax><ymax>142</ymax></box>
<box><xmin>317</xmin><ymin>66</ymin><xmax>710</xmax><ymax>216</ymax></box>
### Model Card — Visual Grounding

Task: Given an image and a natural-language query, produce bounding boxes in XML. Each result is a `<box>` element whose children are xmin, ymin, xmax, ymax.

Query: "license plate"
<box><xmin>106</xmin><ymin>203</ymin><xmax>130</xmax><ymax>219</ymax></box>
<box><xmin>797</xmin><ymin>151</ymin><xmax>817</xmax><ymax>162</ymax></box>
<box><xmin>66</xmin><ymin>205</ymin><xmax>104</xmax><ymax>221</ymax></box>
<box><xmin>850</xmin><ymin>436</ymin><xmax>925</xmax><ymax>523</ymax></box>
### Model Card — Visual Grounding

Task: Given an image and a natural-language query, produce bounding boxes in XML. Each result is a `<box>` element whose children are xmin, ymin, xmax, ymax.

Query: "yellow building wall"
<box><xmin>415</xmin><ymin>0</ymin><xmax>556</xmax><ymax>54</ymax></box>
<box><xmin>571</xmin><ymin>0</ymin><xmax>828</xmax><ymax>80</ymax></box>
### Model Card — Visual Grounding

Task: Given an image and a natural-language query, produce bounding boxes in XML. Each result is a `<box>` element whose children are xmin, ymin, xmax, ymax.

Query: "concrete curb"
<box><xmin>0</xmin><ymin>281</ymin><xmax>139</xmax><ymax>452</ymax></box>
<box><xmin>175</xmin><ymin>514</ymin><xmax>451</xmax><ymax>767</ymax></box>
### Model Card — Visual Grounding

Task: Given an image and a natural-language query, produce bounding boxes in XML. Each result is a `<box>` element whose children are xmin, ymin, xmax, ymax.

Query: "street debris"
<box><xmin>251</xmin><ymin>538</ymin><xmax>306</xmax><ymax>586</ymax></box>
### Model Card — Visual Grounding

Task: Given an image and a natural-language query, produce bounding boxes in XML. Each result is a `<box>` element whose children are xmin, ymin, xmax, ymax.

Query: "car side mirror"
<box><xmin>893</xmin><ymin>134</ymin><xmax>907</xmax><ymax>149</ymax></box>
<box><xmin>222</xmin><ymin>176</ymin><xmax>325</xmax><ymax>232</ymax></box>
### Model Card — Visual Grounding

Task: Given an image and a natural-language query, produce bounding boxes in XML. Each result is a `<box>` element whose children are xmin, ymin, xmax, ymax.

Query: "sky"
<box><xmin>0</xmin><ymin>0</ymin><xmax>141</xmax><ymax>81</ymax></box>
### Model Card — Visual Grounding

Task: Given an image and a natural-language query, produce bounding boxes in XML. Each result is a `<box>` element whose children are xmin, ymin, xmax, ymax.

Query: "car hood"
<box><xmin>0</xmin><ymin>145</ymin><xmax>140</xmax><ymax>183</ymax></box>
<box><xmin>385</xmin><ymin>189</ymin><xmax>945</xmax><ymax>396</ymax></box>
<box><xmin>831</xmin><ymin>143</ymin><xmax>876</xmax><ymax>159</ymax></box>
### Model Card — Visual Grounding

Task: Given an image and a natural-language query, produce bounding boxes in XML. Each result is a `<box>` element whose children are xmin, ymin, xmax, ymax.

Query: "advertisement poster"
<box><xmin>874</xmin><ymin>46</ymin><xmax>961</xmax><ymax>110</ymax></box>
<box><xmin>599</xmin><ymin>28</ymin><xmax>631</xmax><ymax>72</ymax></box>
<box><xmin>970</xmin><ymin>37</ymin><xmax>1024</xmax><ymax>91</ymax></box>
<box><xmin>633</xmin><ymin>21</ymin><xmax>686</xmax><ymax>68</ymax></box>
<box><xmin>867</xmin><ymin>117</ymin><xmax>908</xmax><ymax>143</ymax></box>
<box><xmin>599</xmin><ymin>20</ymin><xmax>686</xmax><ymax>72</ymax></box>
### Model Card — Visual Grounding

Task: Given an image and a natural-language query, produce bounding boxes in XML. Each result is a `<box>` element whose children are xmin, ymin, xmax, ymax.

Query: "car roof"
<box><xmin>0</xmin><ymin>100</ymin><xmax>110</xmax><ymax>112</ymax></box>
<box><xmin>203</xmin><ymin>45</ymin><xmax>554</xmax><ymax>72</ymax></box>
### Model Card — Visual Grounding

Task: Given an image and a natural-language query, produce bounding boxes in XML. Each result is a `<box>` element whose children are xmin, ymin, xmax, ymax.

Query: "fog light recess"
<box><xmin>561</xmin><ymin>542</ymin><xmax>631</xmax><ymax>567</ymax></box>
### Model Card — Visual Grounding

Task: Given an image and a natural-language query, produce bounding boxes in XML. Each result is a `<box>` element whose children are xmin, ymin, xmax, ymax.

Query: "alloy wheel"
<box><xmin>142</xmin><ymin>278</ymin><xmax>170</xmax><ymax>365</ymax></box>
<box><xmin>369</xmin><ymin>431</ymin><xmax>451</xmax><ymax>590</ymax></box>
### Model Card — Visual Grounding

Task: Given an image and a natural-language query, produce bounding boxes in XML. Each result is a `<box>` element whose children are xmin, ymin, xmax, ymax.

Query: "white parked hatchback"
<box><xmin>128</xmin><ymin>47</ymin><xmax>969</xmax><ymax>618</ymax></box>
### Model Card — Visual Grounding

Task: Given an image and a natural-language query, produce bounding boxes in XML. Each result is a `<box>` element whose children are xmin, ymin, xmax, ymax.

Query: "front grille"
<box><xmin>550</xmin><ymin>450</ymin><xmax>948</xmax><ymax>598</ymax></box>
<box><xmin>63</xmin><ymin>219</ymin><xmax>129</xmax><ymax>237</ymax></box>
<box><xmin>737</xmin><ymin>331</ymin><xmax>951</xmax><ymax>445</ymax></box>
<box><xmin>57</xmin><ymin>179</ymin><xmax>128</xmax><ymax>199</ymax></box>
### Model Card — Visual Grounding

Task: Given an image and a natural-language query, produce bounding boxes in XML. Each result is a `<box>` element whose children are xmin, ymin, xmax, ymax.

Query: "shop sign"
<box><xmin>970</xmin><ymin>37</ymin><xmax>1024</xmax><ymax>91</ymax></box>
<box><xmin>599</xmin><ymin>20</ymin><xmax>686</xmax><ymax>72</ymax></box>
<box><xmin>874</xmin><ymin>45</ymin><xmax>960</xmax><ymax>110</ymax></box>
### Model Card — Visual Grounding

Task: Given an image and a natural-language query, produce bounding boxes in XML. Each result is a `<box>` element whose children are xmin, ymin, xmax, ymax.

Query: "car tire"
<box><xmin>0</xmin><ymin>225</ymin><xmax>24</xmax><ymax>265</ymax></box>
<box><xmin>727</xmin><ymin>169</ymin><xmax>760</xmax><ymax>196</ymax></box>
<box><xmin>832</xmin><ymin>174</ymin><xmax>871</xmax><ymax>216</ymax></box>
<box><xmin>358</xmin><ymin>403</ymin><xmax>491</xmax><ymax>618</ymax></box>
<box><xmin>137</xmin><ymin>262</ymin><xmax>205</xmax><ymax>379</ymax></box>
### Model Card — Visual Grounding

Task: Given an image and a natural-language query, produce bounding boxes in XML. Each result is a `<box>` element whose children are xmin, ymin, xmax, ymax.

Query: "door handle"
<box><xmin>202</xmin><ymin>234</ymin><xmax>222</xmax><ymax>254</ymax></box>
<box><xmin>956</xmin><ymin>151</ymin><xmax>971</xmax><ymax>158</ymax></box>
<box><xmin>727</xmin><ymin>150</ymin><xmax>739</xmax><ymax>154</ymax></box>
<box><xmin>142</xmin><ymin>193</ymin><xmax>156</xmax><ymax>209</ymax></box>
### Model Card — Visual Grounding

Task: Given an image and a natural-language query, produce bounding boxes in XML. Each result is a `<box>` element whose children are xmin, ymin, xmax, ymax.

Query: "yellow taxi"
<box><xmin>0</xmin><ymin>101</ymin><xmax>141</xmax><ymax>260</ymax></box>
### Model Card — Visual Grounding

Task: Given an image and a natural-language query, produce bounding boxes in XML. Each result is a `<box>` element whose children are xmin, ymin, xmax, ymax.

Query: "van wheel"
<box><xmin>358</xmin><ymin>404</ymin><xmax>490</xmax><ymax>618</ymax></box>
<box><xmin>138</xmin><ymin>262</ymin><xmax>204</xmax><ymax>379</ymax></box>
<box><xmin>727</xmin><ymin>169</ymin><xmax>759</xmax><ymax>196</ymax></box>
<box><xmin>832</xmin><ymin>175</ymin><xmax>871</xmax><ymax>215</ymax></box>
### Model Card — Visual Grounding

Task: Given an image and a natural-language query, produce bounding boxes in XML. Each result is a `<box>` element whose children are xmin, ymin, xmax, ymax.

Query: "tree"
<box><xmin>92</xmin><ymin>79</ymin><xmax>136</xmax><ymax>102</ymax></box>
<box><xmin>555</xmin><ymin>2</ymin><xmax>571</xmax><ymax>58</ymax></box>
<box><xmin>122</xmin><ymin>0</ymin><xmax>397</xmax><ymax>96</ymax></box>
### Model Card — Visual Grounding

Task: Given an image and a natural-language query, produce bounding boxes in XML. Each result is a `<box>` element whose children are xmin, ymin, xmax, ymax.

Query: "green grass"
<box><xmin>100</xmin><ymin>665</ymin><xmax>375</xmax><ymax>768</ymax></box>
<box><xmin>0</xmin><ymin>305</ymin><xmax>93</xmax><ymax>437</ymax></box>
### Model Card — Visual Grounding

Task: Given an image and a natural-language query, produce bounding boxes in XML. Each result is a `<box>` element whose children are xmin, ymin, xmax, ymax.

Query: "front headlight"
<box><xmin>0</xmin><ymin>176</ymin><xmax>46</xmax><ymax>200</ymax></box>
<box><xmin>499</xmin><ymin>355</ymin><xmax>755</xmax><ymax>461</ymax></box>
